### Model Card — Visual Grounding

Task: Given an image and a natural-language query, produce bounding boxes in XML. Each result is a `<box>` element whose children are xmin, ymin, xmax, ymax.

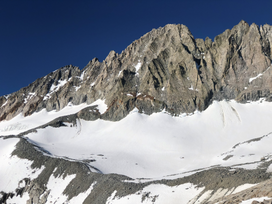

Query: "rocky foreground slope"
<box><xmin>2</xmin><ymin>21</ymin><xmax>272</xmax><ymax>204</ymax></box>
<box><xmin>1</xmin><ymin>133</ymin><xmax>272</xmax><ymax>204</ymax></box>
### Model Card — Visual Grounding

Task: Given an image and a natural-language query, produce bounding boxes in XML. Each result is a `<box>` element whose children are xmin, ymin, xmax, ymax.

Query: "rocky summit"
<box><xmin>2</xmin><ymin>20</ymin><xmax>272</xmax><ymax>121</ymax></box>
<box><xmin>1</xmin><ymin>21</ymin><xmax>272</xmax><ymax>204</ymax></box>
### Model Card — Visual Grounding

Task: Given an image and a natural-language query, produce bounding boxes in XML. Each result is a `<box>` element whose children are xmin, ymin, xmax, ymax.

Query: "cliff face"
<box><xmin>3</xmin><ymin>21</ymin><xmax>272</xmax><ymax>204</ymax></box>
<box><xmin>1</xmin><ymin>20</ymin><xmax>272</xmax><ymax>121</ymax></box>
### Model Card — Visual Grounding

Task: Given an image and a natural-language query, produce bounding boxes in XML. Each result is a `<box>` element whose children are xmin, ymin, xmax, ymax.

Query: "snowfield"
<box><xmin>239</xmin><ymin>197</ymin><xmax>272</xmax><ymax>204</ymax></box>
<box><xmin>2</xmin><ymin>100</ymin><xmax>272</xmax><ymax>179</ymax></box>
<box><xmin>0</xmin><ymin>137</ymin><xmax>45</xmax><ymax>192</ymax></box>
<box><xmin>2</xmin><ymin>99</ymin><xmax>272</xmax><ymax>179</ymax></box>
<box><xmin>0</xmin><ymin>99</ymin><xmax>108</xmax><ymax>136</ymax></box>
<box><xmin>106</xmin><ymin>183</ymin><xmax>204</xmax><ymax>204</ymax></box>
<box><xmin>2</xmin><ymin>99</ymin><xmax>272</xmax><ymax>203</ymax></box>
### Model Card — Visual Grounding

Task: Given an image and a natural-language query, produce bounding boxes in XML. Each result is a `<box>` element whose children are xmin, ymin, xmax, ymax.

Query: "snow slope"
<box><xmin>0</xmin><ymin>100</ymin><xmax>107</xmax><ymax>136</ymax></box>
<box><xmin>240</xmin><ymin>197</ymin><xmax>272</xmax><ymax>204</ymax></box>
<box><xmin>0</xmin><ymin>137</ymin><xmax>45</xmax><ymax>192</ymax></box>
<box><xmin>106</xmin><ymin>183</ymin><xmax>204</xmax><ymax>204</ymax></box>
<box><xmin>2</xmin><ymin>99</ymin><xmax>272</xmax><ymax>203</ymax></box>
<box><xmin>1</xmin><ymin>99</ymin><xmax>272</xmax><ymax>180</ymax></box>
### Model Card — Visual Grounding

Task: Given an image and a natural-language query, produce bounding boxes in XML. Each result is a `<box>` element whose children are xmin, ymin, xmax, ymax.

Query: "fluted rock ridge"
<box><xmin>1</xmin><ymin>20</ymin><xmax>272</xmax><ymax>121</ymax></box>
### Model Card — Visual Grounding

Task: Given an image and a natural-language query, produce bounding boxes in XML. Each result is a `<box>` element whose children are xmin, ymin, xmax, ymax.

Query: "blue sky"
<box><xmin>1</xmin><ymin>0</ymin><xmax>272</xmax><ymax>96</ymax></box>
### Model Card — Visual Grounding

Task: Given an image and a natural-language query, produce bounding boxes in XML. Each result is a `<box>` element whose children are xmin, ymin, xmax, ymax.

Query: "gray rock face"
<box><xmin>1</xmin><ymin>20</ymin><xmax>272</xmax><ymax>121</ymax></box>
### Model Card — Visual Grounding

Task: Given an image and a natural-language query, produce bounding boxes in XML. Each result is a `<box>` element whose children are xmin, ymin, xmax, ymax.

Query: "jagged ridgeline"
<box><xmin>1</xmin><ymin>20</ymin><xmax>272</xmax><ymax>121</ymax></box>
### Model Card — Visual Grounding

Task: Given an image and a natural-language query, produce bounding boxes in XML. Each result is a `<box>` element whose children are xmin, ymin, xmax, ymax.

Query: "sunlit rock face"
<box><xmin>2</xmin><ymin>21</ymin><xmax>272</xmax><ymax>122</ymax></box>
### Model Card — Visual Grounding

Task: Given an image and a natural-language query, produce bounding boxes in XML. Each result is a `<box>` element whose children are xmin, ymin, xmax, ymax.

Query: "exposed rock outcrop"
<box><xmin>1</xmin><ymin>134</ymin><xmax>272</xmax><ymax>204</ymax></box>
<box><xmin>1</xmin><ymin>21</ymin><xmax>272</xmax><ymax>121</ymax></box>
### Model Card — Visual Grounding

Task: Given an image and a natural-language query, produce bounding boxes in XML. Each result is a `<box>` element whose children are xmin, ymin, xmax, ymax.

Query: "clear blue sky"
<box><xmin>1</xmin><ymin>0</ymin><xmax>272</xmax><ymax>96</ymax></box>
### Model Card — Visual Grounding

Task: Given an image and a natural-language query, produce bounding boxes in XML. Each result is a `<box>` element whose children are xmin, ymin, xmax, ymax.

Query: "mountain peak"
<box><xmin>2</xmin><ymin>21</ymin><xmax>272</xmax><ymax>204</ymax></box>
<box><xmin>1</xmin><ymin>21</ymin><xmax>272</xmax><ymax>122</ymax></box>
